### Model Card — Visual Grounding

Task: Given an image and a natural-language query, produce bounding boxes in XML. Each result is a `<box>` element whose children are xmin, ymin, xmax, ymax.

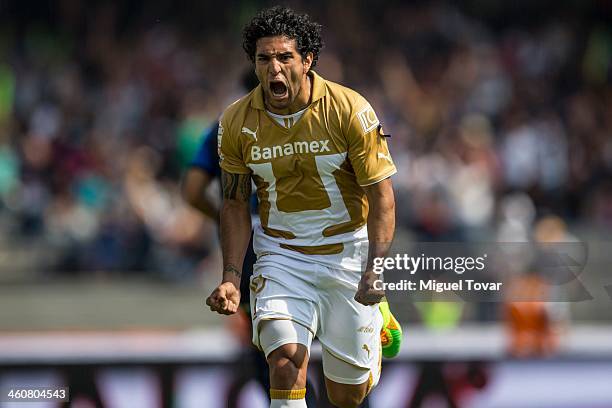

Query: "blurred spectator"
<box><xmin>504</xmin><ymin>215</ymin><xmax>573</xmax><ymax>357</ymax></box>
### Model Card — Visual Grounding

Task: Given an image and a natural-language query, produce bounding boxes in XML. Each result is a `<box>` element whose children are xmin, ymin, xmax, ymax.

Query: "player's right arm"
<box><xmin>206</xmin><ymin>171</ymin><xmax>252</xmax><ymax>315</ymax></box>
<box><xmin>206</xmin><ymin>116</ymin><xmax>252</xmax><ymax>315</ymax></box>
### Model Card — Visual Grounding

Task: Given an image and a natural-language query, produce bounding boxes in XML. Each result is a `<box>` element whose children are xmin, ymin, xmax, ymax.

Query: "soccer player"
<box><xmin>206</xmin><ymin>6</ymin><xmax>401</xmax><ymax>408</ymax></box>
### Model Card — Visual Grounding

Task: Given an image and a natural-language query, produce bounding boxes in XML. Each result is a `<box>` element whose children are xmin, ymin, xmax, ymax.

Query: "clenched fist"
<box><xmin>206</xmin><ymin>282</ymin><xmax>241</xmax><ymax>315</ymax></box>
<box><xmin>354</xmin><ymin>270</ymin><xmax>385</xmax><ymax>306</ymax></box>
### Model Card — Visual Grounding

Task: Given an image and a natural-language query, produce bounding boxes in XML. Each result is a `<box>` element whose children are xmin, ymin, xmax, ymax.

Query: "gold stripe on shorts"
<box><xmin>280</xmin><ymin>242</ymin><xmax>344</xmax><ymax>255</ymax></box>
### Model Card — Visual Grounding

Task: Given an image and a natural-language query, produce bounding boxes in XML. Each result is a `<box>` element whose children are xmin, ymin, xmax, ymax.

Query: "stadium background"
<box><xmin>0</xmin><ymin>0</ymin><xmax>611</xmax><ymax>407</ymax></box>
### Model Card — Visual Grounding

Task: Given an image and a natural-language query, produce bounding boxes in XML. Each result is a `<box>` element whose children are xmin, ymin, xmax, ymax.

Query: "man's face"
<box><xmin>254</xmin><ymin>36</ymin><xmax>312</xmax><ymax>113</ymax></box>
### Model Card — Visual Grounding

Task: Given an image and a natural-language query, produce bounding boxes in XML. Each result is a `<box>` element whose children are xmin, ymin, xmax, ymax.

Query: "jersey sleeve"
<box><xmin>190</xmin><ymin>123</ymin><xmax>221</xmax><ymax>177</ymax></box>
<box><xmin>345</xmin><ymin>99</ymin><xmax>397</xmax><ymax>186</ymax></box>
<box><xmin>218</xmin><ymin>115</ymin><xmax>251</xmax><ymax>174</ymax></box>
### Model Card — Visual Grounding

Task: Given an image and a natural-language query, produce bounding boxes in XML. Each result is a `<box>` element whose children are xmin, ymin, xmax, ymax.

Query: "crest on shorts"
<box><xmin>249</xmin><ymin>276</ymin><xmax>266</xmax><ymax>294</ymax></box>
<box><xmin>357</xmin><ymin>105</ymin><xmax>380</xmax><ymax>133</ymax></box>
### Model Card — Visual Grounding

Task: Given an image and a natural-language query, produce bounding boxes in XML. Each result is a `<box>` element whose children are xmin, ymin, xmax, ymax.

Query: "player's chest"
<box><xmin>242</xmin><ymin>111</ymin><xmax>347</xmax><ymax>179</ymax></box>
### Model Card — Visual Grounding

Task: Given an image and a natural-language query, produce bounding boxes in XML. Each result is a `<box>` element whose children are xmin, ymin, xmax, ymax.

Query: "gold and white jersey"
<box><xmin>219</xmin><ymin>71</ymin><xmax>396</xmax><ymax>270</ymax></box>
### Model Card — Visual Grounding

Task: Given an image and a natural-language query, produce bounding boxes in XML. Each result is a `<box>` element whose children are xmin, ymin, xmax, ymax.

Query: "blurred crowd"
<box><xmin>0</xmin><ymin>1</ymin><xmax>611</xmax><ymax>280</ymax></box>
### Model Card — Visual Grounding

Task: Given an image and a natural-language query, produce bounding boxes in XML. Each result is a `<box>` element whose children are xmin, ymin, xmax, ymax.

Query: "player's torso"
<box><xmin>239</xmin><ymin>102</ymin><xmax>367</xmax><ymax>252</ymax></box>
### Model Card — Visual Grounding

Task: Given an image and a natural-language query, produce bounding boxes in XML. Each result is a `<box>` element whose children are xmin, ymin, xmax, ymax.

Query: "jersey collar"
<box><xmin>251</xmin><ymin>70</ymin><xmax>326</xmax><ymax>111</ymax></box>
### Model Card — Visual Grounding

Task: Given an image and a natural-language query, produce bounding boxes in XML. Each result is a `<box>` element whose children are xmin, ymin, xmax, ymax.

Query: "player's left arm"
<box><xmin>344</xmin><ymin>97</ymin><xmax>397</xmax><ymax>305</ymax></box>
<box><xmin>354</xmin><ymin>177</ymin><xmax>396</xmax><ymax>305</ymax></box>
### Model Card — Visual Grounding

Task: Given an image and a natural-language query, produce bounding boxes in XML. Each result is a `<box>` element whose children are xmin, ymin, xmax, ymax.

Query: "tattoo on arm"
<box><xmin>222</xmin><ymin>171</ymin><xmax>251</xmax><ymax>201</ymax></box>
<box><xmin>223</xmin><ymin>264</ymin><xmax>242</xmax><ymax>279</ymax></box>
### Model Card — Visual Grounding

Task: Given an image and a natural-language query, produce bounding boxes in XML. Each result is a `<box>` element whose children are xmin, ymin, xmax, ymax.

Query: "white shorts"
<box><xmin>250</xmin><ymin>254</ymin><xmax>382</xmax><ymax>386</ymax></box>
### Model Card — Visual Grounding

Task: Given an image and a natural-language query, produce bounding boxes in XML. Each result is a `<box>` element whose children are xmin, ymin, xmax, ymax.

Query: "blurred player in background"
<box><xmin>207</xmin><ymin>6</ymin><xmax>402</xmax><ymax>408</ymax></box>
<box><xmin>504</xmin><ymin>215</ymin><xmax>570</xmax><ymax>358</ymax></box>
<box><xmin>183</xmin><ymin>70</ymin><xmax>260</xmax><ymax>223</ymax></box>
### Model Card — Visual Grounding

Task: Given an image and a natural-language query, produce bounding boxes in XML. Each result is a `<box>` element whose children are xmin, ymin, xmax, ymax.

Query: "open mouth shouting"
<box><xmin>269</xmin><ymin>79</ymin><xmax>289</xmax><ymax>101</ymax></box>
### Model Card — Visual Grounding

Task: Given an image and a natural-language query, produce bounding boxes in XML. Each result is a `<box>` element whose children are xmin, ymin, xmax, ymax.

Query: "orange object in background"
<box><xmin>505</xmin><ymin>215</ymin><xmax>573</xmax><ymax>358</ymax></box>
<box><xmin>505</xmin><ymin>274</ymin><xmax>558</xmax><ymax>357</ymax></box>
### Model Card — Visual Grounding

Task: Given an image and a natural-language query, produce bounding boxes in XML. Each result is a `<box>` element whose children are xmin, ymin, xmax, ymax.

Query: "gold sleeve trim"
<box><xmin>358</xmin><ymin>167</ymin><xmax>397</xmax><ymax>187</ymax></box>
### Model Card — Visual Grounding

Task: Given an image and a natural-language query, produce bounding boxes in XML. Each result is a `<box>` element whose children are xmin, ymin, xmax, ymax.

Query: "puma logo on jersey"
<box><xmin>242</xmin><ymin>126</ymin><xmax>258</xmax><ymax>140</ymax></box>
<box><xmin>251</xmin><ymin>140</ymin><xmax>331</xmax><ymax>161</ymax></box>
<box><xmin>377</xmin><ymin>152</ymin><xmax>393</xmax><ymax>163</ymax></box>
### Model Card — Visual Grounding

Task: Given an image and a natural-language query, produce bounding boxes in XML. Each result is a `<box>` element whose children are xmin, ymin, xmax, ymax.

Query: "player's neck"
<box><xmin>266</xmin><ymin>74</ymin><xmax>312</xmax><ymax>115</ymax></box>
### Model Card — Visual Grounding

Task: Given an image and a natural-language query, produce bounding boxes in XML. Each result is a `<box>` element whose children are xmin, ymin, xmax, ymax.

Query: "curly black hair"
<box><xmin>242</xmin><ymin>6</ymin><xmax>323</xmax><ymax>68</ymax></box>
